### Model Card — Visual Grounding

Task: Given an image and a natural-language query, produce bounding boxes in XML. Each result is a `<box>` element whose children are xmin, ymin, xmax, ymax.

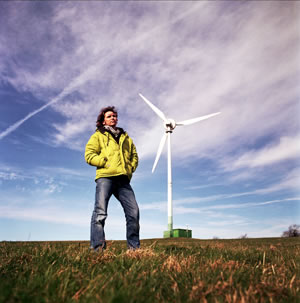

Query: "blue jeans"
<box><xmin>90</xmin><ymin>176</ymin><xmax>140</xmax><ymax>250</ymax></box>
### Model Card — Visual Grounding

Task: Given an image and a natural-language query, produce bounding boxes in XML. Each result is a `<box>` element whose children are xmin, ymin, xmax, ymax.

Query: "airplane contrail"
<box><xmin>0</xmin><ymin>3</ymin><xmax>203</xmax><ymax>141</ymax></box>
<box><xmin>0</xmin><ymin>63</ymin><xmax>102</xmax><ymax>141</ymax></box>
<box><xmin>0</xmin><ymin>96</ymin><xmax>59</xmax><ymax>140</ymax></box>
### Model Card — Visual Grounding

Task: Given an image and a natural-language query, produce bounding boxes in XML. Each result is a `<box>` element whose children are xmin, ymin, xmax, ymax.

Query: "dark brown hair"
<box><xmin>96</xmin><ymin>106</ymin><xmax>118</xmax><ymax>128</ymax></box>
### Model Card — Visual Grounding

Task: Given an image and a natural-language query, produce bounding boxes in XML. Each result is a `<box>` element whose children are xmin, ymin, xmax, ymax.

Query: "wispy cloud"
<box><xmin>0</xmin><ymin>2</ymin><xmax>204</xmax><ymax>142</ymax></box>
<box><xmin>141</xmin><ymin>196</ymin><xmax>300</xmax><ymax>213</ymax></box>
<box><xmin>0</xmin><ymin>164</ymin><xmax>91</xmax><ymax>182</ymax></box>
<box><xmin>222</xmin><ymin>136</ymin><xmax>300</xmax><ymax>171</ymax></box>
<box><xmin>177</xmin><ymin>172</ymin><xmax>300</xmax><ymax>205</ymax></box>
<box><xmin>0</xmin><ymin>205</ymin><xmax>89</xmax><ymax>227</ymax></box>
<box><xmin>199</xmin><ymin>197</ymin><xmax>300</xmax><ymax>211</ymax></box>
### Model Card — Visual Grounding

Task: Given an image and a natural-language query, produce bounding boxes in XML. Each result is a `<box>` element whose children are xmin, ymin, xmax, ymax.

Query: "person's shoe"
<box><xmin>90</xmin><ymin>242</ymin><xmax>106</xmax><ymax>253</ymax></box>
<box><xmin>127</xmin><ymin>246</ymin><xmax>139</xmax><ymax>251</ymax></box>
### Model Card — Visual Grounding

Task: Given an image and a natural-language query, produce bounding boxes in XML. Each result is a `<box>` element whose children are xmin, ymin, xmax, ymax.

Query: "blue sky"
<box><xmin>0</xmin><ymin>1</ymin><xmax>299</xmax><ymax>241</ymax></box>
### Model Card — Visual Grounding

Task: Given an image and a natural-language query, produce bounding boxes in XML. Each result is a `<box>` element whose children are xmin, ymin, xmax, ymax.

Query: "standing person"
<box><xmin>85</xmin><ymin>106</ymin><xmax>140</xmax><ymax>251</ymax></box>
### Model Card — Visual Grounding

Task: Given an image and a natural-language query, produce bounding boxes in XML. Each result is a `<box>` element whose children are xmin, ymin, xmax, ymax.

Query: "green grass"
<box><xmin>0</xmin><ymin>237</ymin><xmax>299</xmax><ymax>302</ymax></box>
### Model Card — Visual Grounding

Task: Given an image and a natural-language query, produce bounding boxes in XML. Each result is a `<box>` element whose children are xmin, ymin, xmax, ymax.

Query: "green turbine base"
<box><xmin>163</xmin><ymin>229</ymin><xmax>192</xmax><ymax>238</ymax></box>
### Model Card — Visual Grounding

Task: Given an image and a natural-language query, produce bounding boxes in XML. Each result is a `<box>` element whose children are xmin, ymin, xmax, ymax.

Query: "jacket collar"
<box><xmin>97</xmin><ymin>126</ymin><xmax>125</xmax><ymax>135</ymax></box>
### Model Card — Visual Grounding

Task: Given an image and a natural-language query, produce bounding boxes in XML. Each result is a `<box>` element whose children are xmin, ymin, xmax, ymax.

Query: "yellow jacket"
<box><xmin>85</xmin><ymin>127</ymin><xmax>138</xmax><ymax>181</ymax></box>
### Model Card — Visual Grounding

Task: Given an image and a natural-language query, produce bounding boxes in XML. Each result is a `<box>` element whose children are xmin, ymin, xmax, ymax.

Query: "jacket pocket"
<box><xmin>104</xmin><ymin>158</ymin><xmax>111</xmax><ymax>169</ymax></box>
<box><xmin>97</xmin><ymin>155</ymin><xmax>107</xmax><ymax>168</ymax></box>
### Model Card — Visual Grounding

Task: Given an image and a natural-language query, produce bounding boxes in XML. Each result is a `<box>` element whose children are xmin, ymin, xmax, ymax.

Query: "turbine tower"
<box><xmin>139</xmin><ymin>93</ymin><xmax>221</xmax><ymax>238</ymax></box>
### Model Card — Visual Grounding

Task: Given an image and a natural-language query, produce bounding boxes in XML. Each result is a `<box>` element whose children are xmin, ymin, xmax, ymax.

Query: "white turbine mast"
<box><xmin>139</xmin><ymin>93</ymin><xmax>221</xmax><ymax>236</ymax></box>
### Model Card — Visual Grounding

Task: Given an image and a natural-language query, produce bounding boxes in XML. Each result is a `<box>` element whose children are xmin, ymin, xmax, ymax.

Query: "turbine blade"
<box><xmin>176</xmin><ymin>112</ymin><xmax>221</xmax><ymax>126</ymax></box>
<box><xmin>152</xmin><ymin>133</ymin><xmax>168</xmax><ymax>173</ymax></box>
<box><xmin>139</xmin><ymin>93</ymin><xmax>167</xmax><ymax>122</ymax></box>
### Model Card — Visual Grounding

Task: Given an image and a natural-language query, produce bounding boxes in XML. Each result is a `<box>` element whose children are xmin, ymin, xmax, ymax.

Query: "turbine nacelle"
<box><xmin>165</xmin><ymin>119</ymin><xmax>176</xmax><ymax>131</ymax></box>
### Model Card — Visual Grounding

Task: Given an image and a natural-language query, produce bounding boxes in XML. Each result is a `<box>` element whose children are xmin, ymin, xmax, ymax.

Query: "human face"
<box><xmin>103</xmin><ymin>111</ymin><xmax>118</xmax><ymax>128</ymax></box>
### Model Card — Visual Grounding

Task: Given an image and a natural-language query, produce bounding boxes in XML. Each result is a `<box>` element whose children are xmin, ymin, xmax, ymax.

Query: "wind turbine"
<box><xmin>139</xmin><ymin>93</ymin><xmax>221</xmax><ymax>237</ymax></box>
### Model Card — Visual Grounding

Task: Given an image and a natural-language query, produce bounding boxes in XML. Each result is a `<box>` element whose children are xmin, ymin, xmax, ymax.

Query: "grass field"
<box><xmin>0</xmin><ymin>237</ymin><xmax>299</xmax><ymax>302</ymax></box>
